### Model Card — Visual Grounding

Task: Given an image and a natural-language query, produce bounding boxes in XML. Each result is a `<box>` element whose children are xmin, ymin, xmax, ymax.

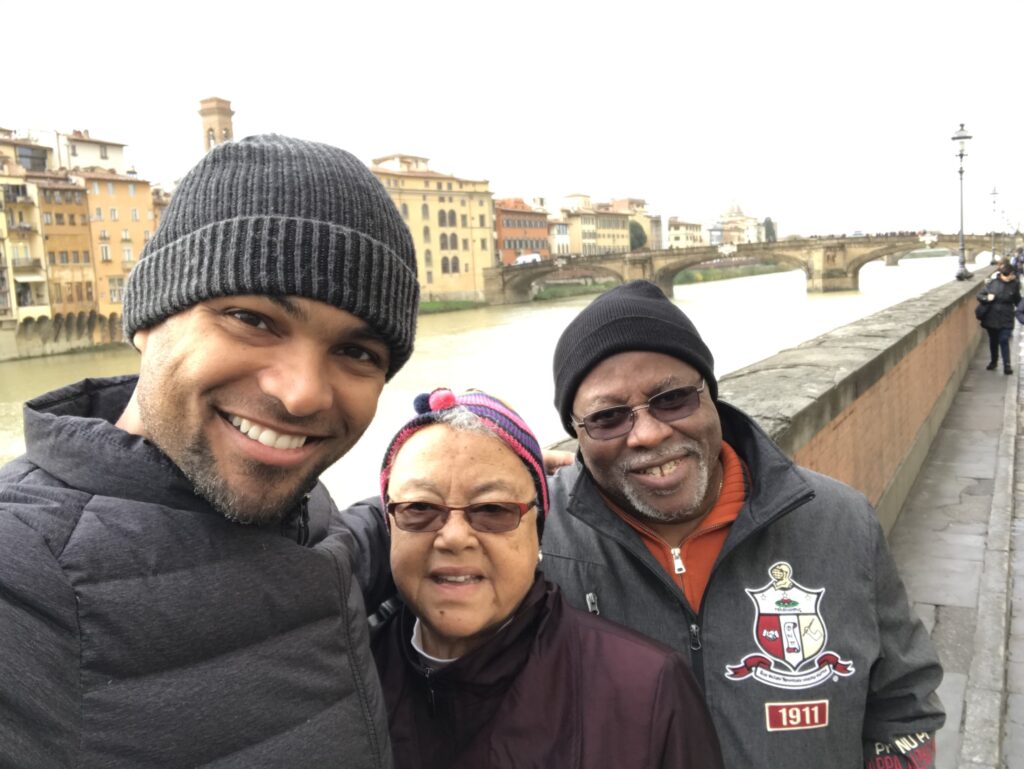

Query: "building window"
<box><xmin>55</xmin><ymin>213</ymin><xmax>65</xmax><ymax>225</ymax></box>
<box><xmin>48</xmin><ymin>251</ymin><xmax>56</xmax><ymax>265</ymax></box>
<box><xmin>441</xmin><ymin>256</ymin><xmax>450</xmax><ymax>274</ymax></box>
<box><xmin>481</xmin><ymin>239</ymin><xmax>487</xmax><ymax>250</ymax></box>
<box><xmin>479</xmin><ymin>215</ymin><xmax>485</xmax><ymax>227</ymax></box>
<box><xmin>462</xmin><ymin>238</ymin><xmax>469</xmax><ymax>251</ymax></box>
<box><xmin>110</xmin><ymin>209</ymin><xmax>118</xmax><ymax>221</ymax></box>
<box><xmin>100</xmin><ymin>244</ymin><xmax>110</xmax><ymax>262</ymax></box>
<box><xmin>95</xmin><ymin>208</ymin><xmax>102</xmax><ymax>221</ymax></box>
<box><xmin>72</xmin><ymin>251</ymin><xmax>80</xmax><ymax>263</ymax></box>
<box><xmin>128</xmin><ymin>183</ymin><xmax>136</xmax><ymax>197</ymax></box>
<box><xmin>70</xmin><ymin>144</ymin><xmax>78</xmax><ymax>157</ymax></box>
<box><xmin>461</xmin><ymin>214</ymin><xmax>467</xmax><ymax>227</ymax></box>
<box><xmin>438</xmin><ymin>210</ymin><xmax>446</xmax><ymax>227</ymax></box>
<box><xmin>421</xmin><ymin>203</ymin><xmax>429</xmax><ymax>219</ymax></box>
<box><xmin>426</xmin><ymin>270</ymin><xmax>433</xmax><ymax>284</ymax></box>
<box><xmin>59</xmin><ymin>251</ymin><xmax>68</xmax><ymax>264</ymax></box>
<box><xmin>451</xmin><ymin>256</ymin><xmax>460</xmax><ymax>273</ymax></box>
<box><xmin>448</xmin><ymin>209</ymin><xmax>455</xmax><ymax>225</ymax></box>
<box><xmin>122</xmin><ymin>245</ymin><xmax>133</xmax><ymax>262</ymax></box>
<box><xmin>86</xmin><ymin>282</ymin><xmax>93</xmax><ymax>300</ymax></box>
<box><xmin>99</xmin><ymin>229</ymin><xmax>109</xmax><ymax>240</ymax></box>
<box><xmin>75</xmin><ymin>283</ymin><xmax>83</xmax><ymax>301</ymax></box>
<box><xmin>143</xmin><ymin>230</ymin><xmax>150</xmax><ymax>242</ymax></box>
<box><xmin>107</xmin><ymin>182</ymin><xmax>114</xmax><ymax>195</ymax></box>
<box><xmin>207</xmin><ymin>128</ymin><xmax>216</xmax><ymax>149</ymax></box>
<box><xmin>68</xmin><ymin>214</ymin><xmax>76</xmax><ymax>225</ymax></box>
<box><xmin>423</xmin><ymin>249</ymin><xmax>432</xmax><ymax>267</ymax></box>
<box><xmin>109</xmin><ymin>277</ymin><xmax>124</xmax><ymax>302</ymax></box>
<box><xmin>92</xmin><ymin>182</ymin><xmax>99</xmax><ymax>195</ymax></box>
<box><xmin>100</xmin><ymin>145</ymin><xmax>109</xmax><ymax>159</ymax></box>
<box><xmin>65</xmin><ymin>282</ymin><xmax>73</xmax><ymax>300</ymax></box>
<box><xmin>121</xmin><ymin>229</ymin><xmax>130</xmax><ymax>240</ymax></box>
<box><xmin>440</xmin><ymin>234</ymin><xmax>448</xmax><ymax>250</ymax></box>
<box><xmin>400</xmin><ymin>203</ymin><xmax>408</xmax><ymax>219</ymax></box>
<box><xmin>43</xmin><ymin>212</ymin><xmax>53</xmax><ymax>225</ymax></box>
<box><xmin>422</xmin><ymin>226</ymin><xmax>430</xmax><ymax>243</ymax></box>
<box><xmin>52</xmin><ymin>283</ymin><xmax>62</xmax><ymax>303</ymax></box>
<box><xmin>83</xmin><ymin>251</ymin><xmax>90</xmax><ymax>263</ymax></box>
<box><xmin>131</xmin><ymin>208</ymin><xmax>139</xmax><ymax>221</ymax></box>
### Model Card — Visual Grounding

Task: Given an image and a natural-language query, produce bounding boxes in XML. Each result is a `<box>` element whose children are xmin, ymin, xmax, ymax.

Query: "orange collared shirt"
<box><xmin>611</xmin><ymin>441</ymin><xmax>747</xmax><ymax>612</ymax></box>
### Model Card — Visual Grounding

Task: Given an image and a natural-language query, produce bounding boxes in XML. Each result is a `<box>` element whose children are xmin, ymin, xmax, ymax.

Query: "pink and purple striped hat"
<box><xmin>379</xmin><ymin>388</ymin><xmax>549</xmax><ymax>530</ymax></box>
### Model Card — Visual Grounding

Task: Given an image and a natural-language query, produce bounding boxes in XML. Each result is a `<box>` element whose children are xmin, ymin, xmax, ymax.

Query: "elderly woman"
<box><xmin>371</xmin><ymin>388</ymin><xmax>722</xmax><ymax>769</ymax></box>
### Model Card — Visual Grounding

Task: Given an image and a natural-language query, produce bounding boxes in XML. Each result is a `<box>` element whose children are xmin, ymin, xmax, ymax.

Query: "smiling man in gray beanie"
<box><xmin>540</xmin><ymin>279</ymin><xmax>944</xmax><ymax>769</ymax></box>
<box><xmin>0</xmin><ymin>135</ymin><xmax>415</xmax><ymax>768</ymax></box>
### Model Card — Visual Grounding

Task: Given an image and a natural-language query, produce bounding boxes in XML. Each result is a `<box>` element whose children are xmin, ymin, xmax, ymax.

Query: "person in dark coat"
<box><xmin>978</xmin><ymin>259</ymin><xmax>1022</xmax><ymax>373</ymax></box>
<box><xmin>371</xmin><ymin>388</ymin><xmax>723</xmax><ymax>769</ymax></box>
<box><xmin>0</xmin><ymin>135</ymin><xmax>419</xmax><ymax>768</ymax></box>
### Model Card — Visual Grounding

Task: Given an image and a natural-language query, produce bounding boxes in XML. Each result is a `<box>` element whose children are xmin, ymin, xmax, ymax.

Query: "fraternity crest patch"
<box><xmin>725</xmin><ymin>562</ymin><xmax>854</xmax><ymax>690</ymax></box>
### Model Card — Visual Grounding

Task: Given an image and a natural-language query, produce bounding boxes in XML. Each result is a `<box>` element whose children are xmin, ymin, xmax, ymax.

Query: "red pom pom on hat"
<box><xmin>427</xmin><ymin>388</ymin><xmax>457</xmax><ymax>411</ymax></box>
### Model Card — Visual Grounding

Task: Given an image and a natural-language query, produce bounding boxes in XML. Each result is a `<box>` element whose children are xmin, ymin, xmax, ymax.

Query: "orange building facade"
<box><xmin>494</xmin><ymin>198</ymin><xmax>550</xmax><ymax>265</ymax></box>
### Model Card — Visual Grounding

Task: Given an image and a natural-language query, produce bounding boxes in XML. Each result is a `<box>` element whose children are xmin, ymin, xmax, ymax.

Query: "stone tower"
<box><xmin>198</xmin><ymin>97</ymin><xmax>234</xmax><ymax>153</ymax></box>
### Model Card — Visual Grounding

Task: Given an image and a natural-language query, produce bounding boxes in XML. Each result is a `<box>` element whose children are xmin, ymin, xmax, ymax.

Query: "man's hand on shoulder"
<box><xmin>543</xmin><ymin>449</ymin><xmax>575</xmax><ymax>474</ymax></box>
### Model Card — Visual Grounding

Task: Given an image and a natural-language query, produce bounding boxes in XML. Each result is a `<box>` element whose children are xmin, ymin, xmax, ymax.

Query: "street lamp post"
<box><xmin>990</xmin><ymin>187</ymin><xmax>998</xmax><ymax>262</ymax></box>
<box><xmin>952</xmin><ymin>123</ymin><xmax>972</xmax><ymax>280</ymax></box>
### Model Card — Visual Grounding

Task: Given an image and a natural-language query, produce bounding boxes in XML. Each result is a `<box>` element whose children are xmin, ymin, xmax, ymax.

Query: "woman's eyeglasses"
<box><xmin>386</xmin><ymin>500</ymin><xmax>536</xmax><ymax>533</ymax></box>
<box><xmin>571</xmin><ymin>380</ymin><xmax>705</xmax><ymax>441</ymax></box>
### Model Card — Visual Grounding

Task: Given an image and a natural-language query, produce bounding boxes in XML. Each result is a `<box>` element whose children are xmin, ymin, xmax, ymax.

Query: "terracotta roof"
<box><xmin>65</xmin><ymin>133</ymin><xmax>126</xmax><ymax>147</ymax></box>
<box><xmin>74</xmin><ymin>168</ymin><xmax>149</xmax><ymax>183</ymax></box>
<box><xmin>0</xmin><ymin>137</ymin><xmax>51</xmax><ymax>150</ymax></box>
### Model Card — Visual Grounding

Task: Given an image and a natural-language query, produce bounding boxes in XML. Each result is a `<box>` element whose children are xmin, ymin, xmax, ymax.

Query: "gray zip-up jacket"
<box><xmin>0</xmin><ymin>377</ymin><xmax>391</xmax><ymax>769</ymax></box>
<box><xmin>541</xmin><ymin>401</ymin><xmax>944</xmax><ymax>768</ymax></box>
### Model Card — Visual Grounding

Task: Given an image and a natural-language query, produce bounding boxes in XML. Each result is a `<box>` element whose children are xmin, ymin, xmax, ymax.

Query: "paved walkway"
<box><xmin>888</xmin><ymin>334</ymin><xmax>1021</xmax><ymax>768</ymax></box>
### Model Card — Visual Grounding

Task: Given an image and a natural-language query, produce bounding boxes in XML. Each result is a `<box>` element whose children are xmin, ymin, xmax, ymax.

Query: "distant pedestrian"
<box><xmin>1012</xmin><ymin>246</ymin><xmax>1024</xmax><ymax>275</ymax></box>
<box><xmin>978</xmin><ymin>259</ymin><xmax>1021</xmax><ymax>373</ymax></box>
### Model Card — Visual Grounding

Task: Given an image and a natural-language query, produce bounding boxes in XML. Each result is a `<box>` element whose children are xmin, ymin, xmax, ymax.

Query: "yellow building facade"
<box><xmin>35</xmin><ymin>176</ymin><xmax>97</xmax><ymax>336</ymax></box>
<box><xmin>75</xmin><ymin>170</ymin><xmax>154</xmax><ymax>331</ymax></box>
<box><xmin>371</xmin><ymin>155</ymin><xmax>495</xmax><ymax>302</ymax></box>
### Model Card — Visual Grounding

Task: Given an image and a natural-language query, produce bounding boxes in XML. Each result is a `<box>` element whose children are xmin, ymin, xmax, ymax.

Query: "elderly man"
<box><xmin>0</xmin><ymin>135</ymin><xmax>418</xmax><ymax>768</ymax></box>
<box><xmin>541</xmin><ymin>280</ymin><xmax>944</xmax><ymax>769</ymax></box>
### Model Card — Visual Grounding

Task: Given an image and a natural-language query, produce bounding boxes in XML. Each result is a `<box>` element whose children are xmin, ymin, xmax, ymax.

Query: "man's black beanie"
<box><xmin>553</xmin><ymin>280</ymin><xmax>717</xmax><ymax>436</ymax></box>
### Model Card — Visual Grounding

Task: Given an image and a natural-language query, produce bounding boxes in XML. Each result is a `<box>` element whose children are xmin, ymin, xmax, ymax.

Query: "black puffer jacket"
<box><xmin>0</xmin><ymin>377</ymin><xmax>391</xmax><ymax>769</ymax></box>
<box><xmin>978</xmin><ymin>272</ymin><xmax>1021</xmax><ymax>330</ymax></box>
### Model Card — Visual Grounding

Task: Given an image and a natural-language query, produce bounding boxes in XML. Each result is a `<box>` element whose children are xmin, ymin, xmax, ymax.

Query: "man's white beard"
<box><xmin>616</xmin><ymin>440</ymin><xmax>711</xmax><ymax>524</ymax></box>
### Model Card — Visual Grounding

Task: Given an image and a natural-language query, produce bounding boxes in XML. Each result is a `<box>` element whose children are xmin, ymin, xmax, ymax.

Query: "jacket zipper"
<box><xmin>296</xmin><ymin>495</ymin><xmax>310</xmax><ymax>546</ymax></box>
<box><xmin>423</xmin><ymin>667</ymin><xmax>437</xmax><ymax>715</ymax></box>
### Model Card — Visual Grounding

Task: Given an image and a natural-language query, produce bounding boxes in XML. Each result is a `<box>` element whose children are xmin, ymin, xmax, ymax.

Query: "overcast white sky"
<box><xmin>8</xmin><ymin>0</ymin><xmax>1022</xmax><ymax>238</ymax></box>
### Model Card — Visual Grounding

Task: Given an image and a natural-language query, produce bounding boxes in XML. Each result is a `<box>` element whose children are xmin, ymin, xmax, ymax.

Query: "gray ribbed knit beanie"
<box><xmin>122</xmin><ymin>134</ymin><xmax>419</xmax><ymax>379</ymax></box>
<box><xmin>553</xmin><ymin>280</ymin><xmax>717</xmax><ymax>436</ymax></box>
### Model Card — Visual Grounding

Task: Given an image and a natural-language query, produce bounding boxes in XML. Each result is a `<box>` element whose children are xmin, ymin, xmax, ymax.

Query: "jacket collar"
<box><xmin>22</xmin><ymin>376</ymin><xmax>220</xmax><ymax>514</ymax></box>
<box><xmin>22</xmin><ymin>376</ymin><xmax>325</xmax><ymax>540</ymax></box>
<box><xmin>398</xmin><ymin>573</ymin><xmax>551</xmax><ymax>693</ymax></box>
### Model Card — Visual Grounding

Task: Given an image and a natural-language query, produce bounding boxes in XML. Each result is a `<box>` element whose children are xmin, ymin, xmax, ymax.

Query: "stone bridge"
<box><xmin>482</xmin><ymin>233</ymin><xmax>997</xmax><ymax>305</ymax></box>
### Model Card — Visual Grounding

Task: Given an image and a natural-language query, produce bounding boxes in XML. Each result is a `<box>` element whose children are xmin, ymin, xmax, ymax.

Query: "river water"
<box><xmin>0</xmin><ymin>254</ymin><xmax>968</xmax><ymax>500</ymax></box>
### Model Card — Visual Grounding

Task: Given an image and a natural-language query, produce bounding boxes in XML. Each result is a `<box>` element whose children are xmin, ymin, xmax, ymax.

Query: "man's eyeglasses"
<box><xmin>571</xmin><ymin>380</ymin><xmax>706</xmax><ymax>441</ymax></box>
<box><xmin>386</xmin><ymin>500</ymin><xmax>536</xmax><ymax>533</ymax></box>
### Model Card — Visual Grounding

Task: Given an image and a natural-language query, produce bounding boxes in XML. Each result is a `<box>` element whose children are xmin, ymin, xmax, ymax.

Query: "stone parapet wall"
<box><xmin>720</xmin><ymin>271</ymin><xmax>987</xmax><ymax>532</ymax></box>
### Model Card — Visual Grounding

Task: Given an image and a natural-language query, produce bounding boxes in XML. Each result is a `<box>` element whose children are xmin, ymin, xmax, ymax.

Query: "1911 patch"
<box><xmin>765</xmin><ymin>699</ymin><xmax>829</xmax><ymax>731</ymax></box>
